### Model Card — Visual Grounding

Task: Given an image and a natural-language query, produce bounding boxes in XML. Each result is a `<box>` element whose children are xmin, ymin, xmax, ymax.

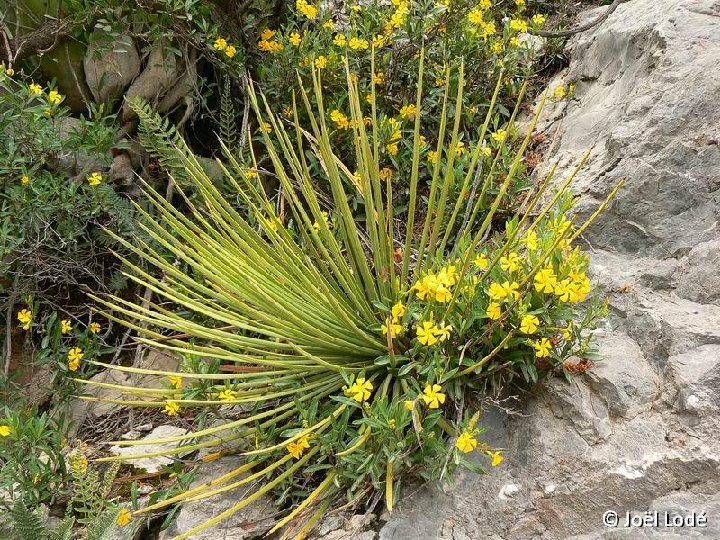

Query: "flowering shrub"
<box><xmin>0</xmin><ymin>65</ymin><xmax>135</xmax><ymax>374</ymax></box>
<box><xmin>241</xmin><ymin>0</ymin><xmax>548</xmax><ymax>201</ymax></box>
<box><xmin>78</xmin><ymin>56</ymin><xmax>619</xmax><ymax>538</ymax></box>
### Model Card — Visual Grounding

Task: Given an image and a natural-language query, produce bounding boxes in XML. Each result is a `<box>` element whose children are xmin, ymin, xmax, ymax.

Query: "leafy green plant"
<box><xmin>78</xmin><ymin>55</ymin><xmax>619</xmax><ymax>539</ymax></box>
<box><xmin>0</xmin><ymin>405</ymin><xmax>69</xmax><ymax>507</ymax></box>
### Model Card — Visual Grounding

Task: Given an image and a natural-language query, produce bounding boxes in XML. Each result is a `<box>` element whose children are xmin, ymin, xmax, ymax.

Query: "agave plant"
<box><xmin>77</xmin><ymin>53</ymin><xmax>620</xmax><ymax>539</ymax></box>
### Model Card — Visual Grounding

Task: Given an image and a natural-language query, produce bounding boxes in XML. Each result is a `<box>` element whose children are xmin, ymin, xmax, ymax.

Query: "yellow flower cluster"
<box><xmin>289</xmin><ymin>32</ymin><xmax>302</xmax><ymax>47</ymax></box>
<box><xmin>349</xmin><ymin>37</ymin><xmax>369</xmax><ymax>50</ymax></box>
<box><xmin>48</xmin><ymin>90</ymin><xmax>63</xmax><ymax>105</ymax></box>
<box><xmin>213</xmin><ymin>37</ymin><xmax>238</xmax><ymax>57</ymax></box>
<box><xmin>218</xmin><ymin>388</ymin><xmax>238</xmax><ymax>401</ymax></box>
<box><xmin>509</xmin><ymin>18</ymin><xmax>528</xmax><ymax>33</ymax></box>
<box><xmin>385</xmin><ymin>0</ymin><xmax>409</xmax><ymax>33</ymax></box>
<box><xmin>287</xmin><ymin>433</ymin><xmax>311</xmax><ymax>458</ymax></box>
<box><xmin>258</xmin><ymin>29</ymin><xmax>283</xmax><ymax>53</ymax></box>
<box><xmin>456</xmin><ymin>430</ymin><xmax>478</xmax><ymax>453</ymax></box>
<box><xmin>0</xmin><ymin>425</ymin><xmax>11</xmax><ymax>437</ymax></box>
<box><xmin>416</xmin><ymin>320</ymin><xmax>452</xmax><ymax>346</ymax></box>
<box><xmin>116</xmin><ymin>508</ymin><xmax>132</xmax><ymax>526</ymax></box>
<box><xmin>467</xmin><ymin>4</ymin><xmax>496</xmax><ymax>39</ymax></box>
<box><xmin>412</xmin><ymin>265</ymin><xmax>457</xmax><ymax>302</ymax></box>
<box><xmin>330</xmin><ymin>109</ymin><xmax>350</xmax><ymax>130</ymax></box>
<box><xmin>296</xmin><ymin>0</ymin><xmax>318</xmax><ymax>19</ymax></box>
<box><xmin>534</xmin><ymin>265</ymin><xmax>591</xmax><ymax>303</ymax></box>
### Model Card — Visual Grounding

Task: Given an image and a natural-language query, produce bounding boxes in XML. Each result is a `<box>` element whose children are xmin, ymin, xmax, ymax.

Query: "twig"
<box><xmin>532</xmin><ymin>0</ymin><xmax>629</xmax><ymax>39</ymax></box>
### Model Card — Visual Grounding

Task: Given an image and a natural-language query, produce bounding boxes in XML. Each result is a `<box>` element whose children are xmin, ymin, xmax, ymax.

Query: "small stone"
<box><xmin>500</xmin><ymin>484</ymin><xmax>520</xmax><ymax>499</ymax></box>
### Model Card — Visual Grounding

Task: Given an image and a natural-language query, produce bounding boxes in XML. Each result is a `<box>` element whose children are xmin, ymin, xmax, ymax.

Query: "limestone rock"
<box><xmin>535</xmin><ymin>0</ymin><xmax>720</xmax><ymax>258</ymax></box>
<box><xmin>84</xmin><ymin>34</ymin><xmax>141</xmax><ymax>104</ymax></box>
<box><xmin>158</xmin><ymin>456</ymin><xmax>276</xmax><ymax>539</ymax></box>
<box><xmin>110</xmin><ymin>424</ymin><xmax>191</xmax><ymax>473</ymax></box>
<box><xmin>121</xmin><ymin>45</ymin><xmax>181</xmax><ymax>122</ymax></box>
<box><xmin>676</xmin><ymin>240</ymin><xmax>720</xmax><ymax>306</ymax></box>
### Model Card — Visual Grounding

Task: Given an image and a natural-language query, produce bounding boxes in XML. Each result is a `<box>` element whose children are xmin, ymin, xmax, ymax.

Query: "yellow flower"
<box><xmin>486</xmin><ymin>302</ymin><xmax>502</xmax><ymax>320</ymax></box>
<box><xmin>89</xmin><ymin>322</ymin><xmax>101</xmax><ymax>334</ymax></box>
<box><xmin>520</xmin><ymin>314</ymin><xmax>539</xmax><ymax>334</ymax></box>
<box><xmin>17</xmin><ymin>309</ymin><xmax>32</xmax><ymax>330</ymax></box>
<box><xmin>488</xmin><ymin>282</ymin><xmax>507</xmax><ymax>301</ymax></box>
<box><xmin>116</xmin><ymin>508</ymin><xmax>132</xmax><ymax>526</ymax></box>
<box><xmin>5</xmin><ymin>67</ymin><xmax>14</xmax><ymax>77</ymax></box>
<box><xmin>258</xmin><ymin>40</ymin><xmax>283</xmax><ymax>52</ymax></box>
<box><xmin>502</xmin><ymin>281</ymin><xmax>520</xmax><ymax>301</ymax></box>
<box><xmin>333</xmin><ymin>34</ymin><xmax>347</xmax><ymax>47</ymax></box>
<box><xmin>323</xmin><ymin>20</ymin><xmax>336</xmax><ymax>30</ymax></box>
<box><xmin>474</xmin><ymin>253</ymin><xmax>488</xmax><ymax>269</ymax></box>
<box><xmin>381</xmin><ymin>318</ymin><xmax>403</xmax><ymax>338</ymax></box>
<box><xmin>456</xmin><ymin>431</ymin><xmax>478</xmax><ymax>453</ymax></box>
<box><xmin>168</xmin><ymin>375</ymin><xmax>183</xmax><ymax>388</ymax></box>
<box><xmin>532</xmin><ymin>14</ymin><xmax>546</xmax><ymax>27</ymax></box>
<box><xmin>61</xmin><ymin>319</ymin><xmax>72</xmax><ymax>334</ymax></box>
<box><xmin>68</xmin><ymin>347</ymin><xmax>84</xmax><ymax>371</ymax></box>
<box><xmin>47</xmin><ymin>90</ymin><xmax>63</xmax><ymax>105</ymax></box>
<box><xmin>348</xmin><ymin>37</ymin><xmax>369</xmax><ymax>50</ymax></box>
<box><xmin>0</xmin><ymin>425</ymin><xmax>11</xmax><ymax>437</ymax></box>
<box><xmin>421</xmin><ymin>383</ymin><xmax>446</xmax><ymax>409</ymax></box>
<box><xmin>509</xmin><ymin>18</ymin><xmax>528</xmax><ymax>33</ymax></box>
<box><xmin>399</xmin><ymin>104</ymin><xmax>417</xmax><ymax>118</ymax></box>
<box><xmin>434</xmin><ymin>323</ymin><xmax>452</xmax><ymax>342</ymax></box>
<box><xmin>289</xmin><ymin>32</ymin><xmax>302</xmax><ymax>47</ymax></box>
<box><xmin>312</xmin><ymin>210</ymin><xmax>329</xmax><ymax>231</ymax></box>
<box><xmin>523</xmin><ymin>229</ymin><xmax>538</xmax><ymax>250</ymax></box>
<box><xmin>225</xmin><ymin>45</ymin><xmax>237</xmax><ymax>58</ymax></box>
<box><xmin>468</xmin><ymin>8</ymin><xmax>484</xmax><ymax>25</ymax></box>
<box><xmin>391</xmin><ymin>302</ymin><xmax>406</xmax><ymax>319</ymax></box>
<box><xmin>416</xmin><ymin>320</ymin><xmax>439</xmax><ymax>346</ymax></box>
<box><xmin>492</xmin><ymin>41</ymin><xmax>503</xmax><ymax>54</ymax></box>
<box><xmin>403</xmin><ymin>400</ymin><xmax>414</xmax><ymax>411</ymax></box>
<box><xmin>386</xmin><ymin>142</ymin><xmax>399</xmax><ymax>156</ymax></box>
<box><xmin>286</xmin><ymin>434</ymin><xmax>311</xmax><ymax>459</ymax></box>
<box><xmin>261</xmin><ymin>29</ymin><xmax>276</xmax><ymax>40</ymax></box>
<box><xmin>427</xmin><ymin>150</ymin><xmax>439</xmax><ymax>164</ymax></box>
<box><xmin>491</xmin><ymin>129</ymin><xmax>507</xmax><ymax>144</ymax></box>
<box><xmin>330</xmin><ymin>109</ymin><xmax>350</xmax><ymax>130</ymax></box>
<box><xmin>379</xmin><ymin>167</ymin><xmax>393</xmax><ymax>181</ymax></box>
<box><xmin>480</xmin><ymin>0</ymin><xmax>492</xmax><ymax>7</ymax></box>
<box><xmin>29</xmin><ymin>83</ymin><xmax>42</xmax><ymax>95</ymax></box>
<box><xmin>21</xmin><ymin>175</ymin><xmax>29</xmax><ymax>185</ymax></box>
<box><xmin>261</xmin><ymin>121</ymin><xmax>272</xmax><ymax>133</ymax></box>
<box><xmin>314</xmin><ymin>55</ymin><xmax>327</xmax><ymax>69</ymax></box>
<box><xmin>372</xmin><ymin>34</ymin><xmax>385</xmax><ymax>48</ymax></box>
<box><xmin>218</xmin><ymin>388</ymin><xmax>238</xmax><ymax>401</ymax></box>
<box><xmin>347</xmin><ymin>377</ymin><xmax>373</xmax><ymax>402</ymax></box>
<box><xmin>499</xmin><ymin>252</ymin><xmax>521</xmax><ymax>273</ymax></box>
<box><xmin>553</xmin><ymin>85</ymin><xmax>566</xmax><ymax>99</ymax></box>
<box><xmin>296</xmin><ymin>0</ymin><xmax>318</xmax><ymax>19</ymax></box>
<box><xmin>481</xmin><ymin>21</ymin><xmax>496</xmax><ymax>38</ymax></box>
<box><xmin>490</xmin><ymin>450</ymin><xmax>504</xmax><ymax>466</ymax></box>
<box><xmin>455</xmin><ymin>141</ymin><xmax>466</xmax><ymax>156</ymax></box>
<box><xmin>535</xmin><ymin>267</ymin><xmax>558</xmax><ymax>294</ymax></box>
<box><xmin>532</xmin><ymin>338</ymin><xmax>552</xmax><ymax>358</ymax></box>
<box><xmin>164</xmin><ymin>400</ymin><xmax>180</xmax><ymax>416</ymax></box>
<box><xmin>213</xmin><ymin>37</ymin><xmax>228</xmax><ymax>51</ymax></box>
<box><xmin>87</xmin><ymin>172</ymin><xmax>102</xmax><ymax>186</ymax></box>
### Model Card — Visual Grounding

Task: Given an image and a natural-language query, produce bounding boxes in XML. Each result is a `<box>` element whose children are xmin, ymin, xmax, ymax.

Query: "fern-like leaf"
<box><xmin>219</xmin><ymin>75</ymin><xmax>238</xmax><ymax>151</ymax></box>
<box><xmin>8</xmin><ymin>499</ymin><xmax>50</xmax><ymax>540</ymax></box>
<box><xmin>129</xmin><ymin>97</ymin><xmax>195</xmax><ymax>185</ymax></box>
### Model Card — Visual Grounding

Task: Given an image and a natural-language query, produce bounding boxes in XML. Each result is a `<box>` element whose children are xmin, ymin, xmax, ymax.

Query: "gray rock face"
<box><xmin>158</xmin><ymin>457</ymin><xmax>276</xmax><ymax>540</ymax></box>
<box><xmin>537</xmin><ymin>0</ymin><xmax>720</xmax><ymax>258</ymax></box>
<box><xmin>373</xmin><ymin>0</ymin><xmax>720</xmax><ymax>538</ymax></box>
